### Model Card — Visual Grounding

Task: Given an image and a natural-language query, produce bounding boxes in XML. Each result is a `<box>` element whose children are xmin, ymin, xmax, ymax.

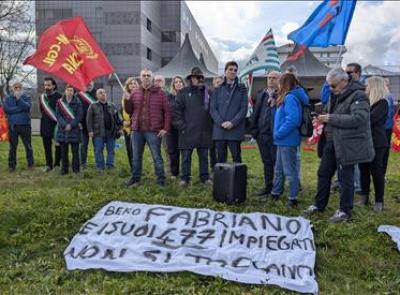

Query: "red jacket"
<box><xmin>125</xmin><ymin>86</ymin><xmax>171</xmax><ymax>132</ymax></box>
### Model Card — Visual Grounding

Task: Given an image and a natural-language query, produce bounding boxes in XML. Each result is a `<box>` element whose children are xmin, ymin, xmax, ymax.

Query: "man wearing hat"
<box><xmin>173</xmin><ymin>67</ymin><xmax>213</xmax><ymax>186</ymax></box>
<box><xmin>210</xmin><ymin>61</ymin><xmax>248</xmax><ymax>163</ymax></box>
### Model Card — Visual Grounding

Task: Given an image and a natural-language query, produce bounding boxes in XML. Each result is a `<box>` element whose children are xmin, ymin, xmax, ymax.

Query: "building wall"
<box><xmin>34</xmin><ymin>0</ymin><xmax>218</xmax><ymax>104</ymax></box>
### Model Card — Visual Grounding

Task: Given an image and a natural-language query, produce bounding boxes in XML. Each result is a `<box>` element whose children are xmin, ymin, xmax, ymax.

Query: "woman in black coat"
<box><xmin>359</xmin><ymin>76</ymin><xmax>389</xmax><ymax>212</ymax></box>
<box><xmin>55</xmin><ymin>85</ymin><xmax>83</xmax><ymax>175</ymax></box>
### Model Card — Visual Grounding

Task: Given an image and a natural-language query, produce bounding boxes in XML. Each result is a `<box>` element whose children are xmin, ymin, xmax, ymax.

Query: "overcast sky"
<box><xmin>186</xmin><ymin>1</ymin><xmax>400</xmax><ymax>69</ymax></box>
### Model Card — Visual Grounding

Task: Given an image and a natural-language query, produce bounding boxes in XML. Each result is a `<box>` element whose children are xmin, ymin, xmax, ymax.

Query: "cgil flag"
<box><xmin>24</xmin><ymin>16</ymin><xmax>114</xmax><ymax>91</ymax></box>
<box><xmin>287</xmin><ymin>0</ymin><xmax>356</xmax><ymax>61</ymax></box>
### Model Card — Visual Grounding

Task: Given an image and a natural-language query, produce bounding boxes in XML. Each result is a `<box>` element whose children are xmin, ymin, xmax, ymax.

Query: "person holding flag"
<box><xmin>77</xmin><ymin>81</ymin><xmax>97</xmax><ymax>169</ymax></box>
<box><xmin>40</xmin><ymin>77</ymin><xmax>62</xmax><ymax>172</ymax></box>
<box><xmin>55</xmin><ymin>84</ymin><xmax>83</xmax><ymax>175</ymax></box>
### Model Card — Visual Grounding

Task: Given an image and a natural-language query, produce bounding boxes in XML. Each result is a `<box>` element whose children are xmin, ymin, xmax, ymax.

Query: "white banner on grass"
<box><xmin>64</xmin><ymin>201</ymin><xmax>318</xmax><ymax>294</ymax></box>
<box><xmin>378</xmin><ymin>225</ymin><xmax>400</xmax><ymax>251</ymax></box>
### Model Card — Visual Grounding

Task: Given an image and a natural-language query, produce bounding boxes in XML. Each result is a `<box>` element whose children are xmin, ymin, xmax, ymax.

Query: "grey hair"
<box><xmin>327</xmin><ymin>68</ymin><xmax>349</xmax><ymax>81</ymax></box>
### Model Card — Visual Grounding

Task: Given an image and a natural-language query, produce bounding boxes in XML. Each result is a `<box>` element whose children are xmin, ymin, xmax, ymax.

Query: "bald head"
<box><xmin>96</xmin><ymin>88</ymin><xmax>107</xmax><ymax>103</ymax></box>
<box><xmin>266</xmin><ymin>71</ymin><xmax>281</xmax><ymax>90</ymax></box>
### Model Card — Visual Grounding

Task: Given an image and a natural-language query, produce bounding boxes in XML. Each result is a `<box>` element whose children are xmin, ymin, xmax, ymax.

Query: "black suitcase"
<box><xmin>213</xmin><ymin>163</ymin><xmax>247</xmax><ymax>204</ymax></box>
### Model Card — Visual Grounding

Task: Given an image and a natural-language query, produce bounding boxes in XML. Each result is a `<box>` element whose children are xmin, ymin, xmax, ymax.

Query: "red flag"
<box><xmin>24</xmin><ymin>16</ymin><xmax>113</xmax><ymax>91</ymax></box>
<box><xmin>391</xmin><ymin>111</ymin><xmax>400</xmax><ymax>152</ymax></box>
<box><xmin>0</xmin><ymin>106</ymin><xmax>9</xmax><ymax>142</ymax></box>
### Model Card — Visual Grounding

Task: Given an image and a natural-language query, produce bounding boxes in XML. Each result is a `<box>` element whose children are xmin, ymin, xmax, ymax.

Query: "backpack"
<box><xmin>295</xmin><ymin>97</ymin><xmax>313</xmax><ymax>138</ymax></box>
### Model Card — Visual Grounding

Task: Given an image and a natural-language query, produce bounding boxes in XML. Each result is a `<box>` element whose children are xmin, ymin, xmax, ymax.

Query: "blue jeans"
<box><xmin>181</xmin><ymin>148</ymin><xmax>209</xmax><ymax>182</ymax></box>
<box><xmin>93</xmin><ymin>132</ymin><xmax>115</xmax><ymax>170</ymax></box>
<box><xmin>131</xmin><ymin>131</ymin><xmax>165</xmax><ymax>182</ymax></box>
<box><xmin>271</xmin><ymin>146</ymin><xmax>300</xmax><ymax>200</ymax></box>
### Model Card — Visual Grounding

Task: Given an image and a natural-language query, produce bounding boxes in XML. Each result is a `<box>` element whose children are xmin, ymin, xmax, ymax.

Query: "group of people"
<box><xmin>2</xmin><ymin>60</ymin><xmax>397</xmax><ymax>223</ymax></box>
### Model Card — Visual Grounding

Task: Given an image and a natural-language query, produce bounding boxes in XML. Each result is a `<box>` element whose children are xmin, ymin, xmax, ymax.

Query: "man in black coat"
<box><xmin>304</xmin><ymin>68</ymin><xmax>374</xmax><ymax>223</ymax></box>
<box><xmin>250</xmin><ymin>70</ymin><xmax>281</xmax><ymax>197</ymax></box>
<box><xmin>173</xmin><ymin>67</ymin><xmax>213</xmax><ymax>186</ymax></box>
<box><xmin>40</xmin><ymin>77</ymin><xmax>62</xmax><ymax>172</ymax></box>
<box><xmin>77</xmin><ymin>81</ymin><xmax>97</xmax><ymax>169</ymax></box>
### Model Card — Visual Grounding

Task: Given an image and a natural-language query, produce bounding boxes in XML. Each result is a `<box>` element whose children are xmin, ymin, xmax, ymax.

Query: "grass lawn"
<box><xmin>0</xmin><ymin>136</ymin><xmax>400</xmax><ymax>294</ymax></box>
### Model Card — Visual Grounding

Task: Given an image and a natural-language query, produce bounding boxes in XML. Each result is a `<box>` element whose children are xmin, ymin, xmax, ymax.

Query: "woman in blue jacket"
<box><xmin>270</xmin><ymin>73</ymin><xmax>309</xmax><ymax>207</ymax></box>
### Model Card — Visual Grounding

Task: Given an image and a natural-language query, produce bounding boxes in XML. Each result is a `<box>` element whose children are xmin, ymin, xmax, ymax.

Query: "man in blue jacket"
<box><xmin>3</xmin><ymin>82</ymin><xmax>34</xmax><ymax>171</ymax></box>
<box><xmin>210</xmin><ymin>61</ymin><xmax>248</xmax><ymax>163</ymax></box>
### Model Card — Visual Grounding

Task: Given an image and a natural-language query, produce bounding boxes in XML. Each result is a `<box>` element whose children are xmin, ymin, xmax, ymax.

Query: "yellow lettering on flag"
<box><xmin>56</xmin><ymin>34</ymin><xmax>70</xmax><ymax>45</ymax></box>
<box><xmin>62</xmin><ymin>52</ymin><xmax>84</xmax><ymax>74</ymax></box>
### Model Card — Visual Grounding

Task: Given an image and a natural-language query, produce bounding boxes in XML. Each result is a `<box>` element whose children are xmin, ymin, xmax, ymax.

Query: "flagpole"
<box><xmin>113</xmin><ymin>73</ymin><xmax>125</xmax><ymax>91</ymax></box>
<box><xmin>334</xmin><ymin>45</ymin><xmax>344</xmax><ymax>68</ymax></box>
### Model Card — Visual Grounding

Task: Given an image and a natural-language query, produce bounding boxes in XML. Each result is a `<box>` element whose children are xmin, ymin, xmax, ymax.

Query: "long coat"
<box><xmin>210</xmin><ymin>78</ymin><xmax>248</xmax><ymax>141</ymax></box>
<box><xmin>173</xmin><ymin>85</ymin><xmax>213</xmax><ymax>149</ymax></box>
<box><xmin>55</xmin><ymin>96</ymin><xmax>83</xmax><ymax>143</ymax></box>
<box><xmin>40</xmin><ymin>91</ymin><xmax>62</xmax><ymax>138</ymax></box>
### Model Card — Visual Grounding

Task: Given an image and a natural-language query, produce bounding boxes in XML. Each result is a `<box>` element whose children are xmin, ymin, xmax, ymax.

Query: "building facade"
<box><xmin>35</xmin><ymin>1</ymin><xmax>218</xmax><ymax>102</ymax></box>
<box><xmin>277</xmin><ymin>44</ymin><xmax>346</xmax><ymax>68</ymax></box>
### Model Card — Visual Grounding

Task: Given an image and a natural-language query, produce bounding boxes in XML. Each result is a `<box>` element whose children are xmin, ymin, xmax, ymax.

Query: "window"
<box><xmin>146</xmin><ymin>47</ymin><xmax>152</xmax><ymax>61</ymax></box>
<box><xmin>161</xmin><ymin>31</ymin><xmax>177</xmax><ymax>42</ymax></box>
<box><xmin>146</xmin><ymin>18</ymin><xmax>152</xmax><ymax>32</ymax></box>
<box><xmin>104</xmin><ymin>12</ymin><xmax>139</xmax><ymax>25</ymax></box>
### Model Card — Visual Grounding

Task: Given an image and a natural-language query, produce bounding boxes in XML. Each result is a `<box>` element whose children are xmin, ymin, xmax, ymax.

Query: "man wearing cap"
<box><xmin>210</xmin><ymin>61</ymin><xmax>248</xmax><ymax>163</ymax></box>
<box><xmin>3</xmin><ymin>82</ymin><xmax>34</xmax><ymax>171</ymax></box>
<box><xmin>173</xmin><ymin>67</ymin><xmax>213</xmax><ymax>186</ymax></box>
<box><xmin>250</xmin><ymin>70</ymin><xmax>281</xmax><ymax>197</ymax></box>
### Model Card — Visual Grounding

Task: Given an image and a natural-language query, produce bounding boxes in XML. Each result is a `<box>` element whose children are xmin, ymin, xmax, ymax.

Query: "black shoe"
<box><xmin>271</xmin><ymin>193</ymin><xmax>280</xmax><ymax>201</ymax></box>
<box><xmin>157</xmin><ymin>180</ymin><xmax>165</xmax><ymax>187</ymax></box>
<box><xmin>257</xmin><ymin>188</ymin><xmax>271</xmax><ymax>197</ymax></box>
<box><xmin>8</xmin><ymin>167</ymin><xmax>16</xmax><ymax>172</ymax></box>
<box><xmin>126</xmin><ymin>177</ymin><xmax>140</xmax><ymax>188</ymax></box>
<box><xmin>286</xmin><ymin>199</ymin><xmax>298</xmax><ymax>208</ymax></box>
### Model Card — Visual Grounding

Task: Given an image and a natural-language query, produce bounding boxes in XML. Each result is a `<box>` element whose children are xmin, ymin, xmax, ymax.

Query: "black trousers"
<box><xmin>124</xmin><ymin>132</ymin><xmax>133</xmax><ymax>169</ymax></box>
<box><xmin>359</xmin><ymin>147</ymin><xmax>386</xmax><ymax>203</ymax></box>
<box><xmin>166</xmin><ymin>128</ymin><xmax>180</xmax><ymax>176</ymax></box>
<box><xmin>60</xmin><ymin>142</ymin><xmax>80</xmax><ymax>174</ymax></box>
<box><xmin>209</xmin><ymin>141</ymin><xmax>217</xmax><ymax>171</ymax></box>
<box><xmin>314</xmin><ymin>141</ymin><xmax>355</xmax><ymax>215</ymax></box>
<box><xmin>382</xmin><ymin>129</ymin><xmax>392</xmax><ymax>176</ymax></box>
<box><xmin>8</xmin><ymin>125</ymin><xmax>34</xmax><ymax>169</ymax></box>
<box><xmin>257</xmin><ymin>135</ymin><xmax>276</xmax><ymax>192</ymax></box>
<box><xmin>215</xmin><ymin>140</ymin><xmax>242</xmax><ymax>163</ymax></box>
<box><xmin>42</xmin><ymin>136</ymin><xmax>61</xmax><ymax>168</ymax></box>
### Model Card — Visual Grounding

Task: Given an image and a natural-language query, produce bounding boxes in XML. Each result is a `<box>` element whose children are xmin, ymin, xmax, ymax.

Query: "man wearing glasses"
<box><xmin>304</xmin><ymin>68</ymin><xmax>374</xmax><ymax>223</ymax></box>
<box><xmin>124</xmin><ymin>68</ymin><xmax>171</xmax><ymax>187</ymax></box>
<box><xmin>3</xmin><ymin>82</ymin><xmax>34</xmax><ymax>171</ymax></box>
<box><xmin>210</xmin><ymin>61</ymin><xmax>248</xmax><ymax>164</ymax></box>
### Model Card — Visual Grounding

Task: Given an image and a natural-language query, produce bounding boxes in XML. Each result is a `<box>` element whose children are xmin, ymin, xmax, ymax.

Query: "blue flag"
<box><xmin>288</xmin><ymin>0</ymin><xmax>357</xmax><ymax>48</ymax></box>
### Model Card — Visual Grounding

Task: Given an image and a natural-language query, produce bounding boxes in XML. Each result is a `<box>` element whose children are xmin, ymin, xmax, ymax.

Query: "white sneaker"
<box><xmin>303</xmin><ymin>205</ymin><xmax>320</xmax><ymax>216</ymax></box>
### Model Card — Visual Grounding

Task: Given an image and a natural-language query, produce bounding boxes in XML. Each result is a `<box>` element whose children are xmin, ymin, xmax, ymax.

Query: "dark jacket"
<box><xmin>274</xmin><ymin>86</ymin><xmax>310</xmax><ymax>147</ymax></box>
<box><xmin>125</xmin><ymin>86</ymin><xmax>171</xmax><ymax>132</ymax></box>
<box><xmin>87</xmin><ymin>100</ymin><xmax>122</xmax><ymax>138</ymax></box>
<box><xmin>77</xmin><ymin>88</ymin><xmax>97</xmax><ymax>135</ymax></box>
<box><xmin>40</xmin><ymin>91</ymin><xmax>62</xmax><ymax>137</ymax></box>
<box><xmin>370</xmin><ymin>99</ymin><xmax>389</xmax><ymax>148</ymax></box>
<box><xmin>210</xmin><ymin>78</ymin><xmax>248</xmax><ymax>141</ymax></box>
<box><xmin>173</xmin><ymin>85</ymin><xmax>213</xmax><ymax>149</ymax></box>
<box><xmin>250</xmin><ymin>89</ymin><xmax>277</xmax><ymax>139</ymax></box>
<box><xmin>3</xmin><ymin>94</ymin><xmax>32</xmax><ymax>127</ymax></box>
<box><xmin>55</xmin><ymin>96</ymin><xmax>83</xmax><ymax>143</ymax></box>
<box><xmin>327</xmin><ymin>81</ymin><xmax>375</xmax><ymax>166</ymax></box>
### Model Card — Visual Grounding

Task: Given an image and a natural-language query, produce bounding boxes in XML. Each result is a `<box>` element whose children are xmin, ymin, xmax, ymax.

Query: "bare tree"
<box><xmin>0</xmin><ymin>1</ymin><xmax>34</xmax><ymax>95</ymax></box>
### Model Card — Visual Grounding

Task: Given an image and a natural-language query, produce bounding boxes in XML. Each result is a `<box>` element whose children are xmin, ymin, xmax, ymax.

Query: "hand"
<box><xmin>14</xmin><ymin>91</ymin><xmax>22</xmax><ymax>100</ymax></box>
<box><xmin>317</xmin><ymin>114</ymin><xmax>330</xmax><ymax>123</ymax></box>
<box><xmin>123</xmin><ymin>120</ymin><xmax>131</xmax><ymax>128</ymax></box>
<box><xmin>221</xmin><ymin>121</ymin><xmax>234</xmax><ymax>129</ymax></box>
<box><xmin>65</xmin><ymin>124</ymin><xmax>72</xmax><ymax>131</ymax></box>
<box><xmin>158</xmin><ymin>129</ymin><xmax>167</xmax><ymax>137</ymax></box>
<box><xmin>89</xmin><ymin>132</ymin><xmax>94</xmax><ymax>138</ymax></box>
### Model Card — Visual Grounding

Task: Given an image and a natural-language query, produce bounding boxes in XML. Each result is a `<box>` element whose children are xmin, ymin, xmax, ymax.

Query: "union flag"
<box><xmin>24</xmin><ymin>16</ymin><xmax>114</xmax><ymax>91</ymax></box>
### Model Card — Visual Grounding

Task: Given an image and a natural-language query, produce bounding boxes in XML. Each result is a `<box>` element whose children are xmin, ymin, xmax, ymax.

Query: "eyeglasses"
<box><xmin>346</xmin><ymin>71</ymin><xmax>354</xmax><ymax>75</ymax></box>
<box><xmin>141</xmin><ymin>74</ymin><xmax>151</xmax><ymax>78</ymax></box>
<box><xmin>227</xmin><ymin>68</ymin><xmax>238</xmax><ymax>72</ymax></box>
<box><xmin>13</xmin><ymin>86</ymin><xmax>22</xmax><ymax>89</ymax></box>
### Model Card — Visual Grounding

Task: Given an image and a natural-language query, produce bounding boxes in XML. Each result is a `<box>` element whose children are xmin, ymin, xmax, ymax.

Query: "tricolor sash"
<box><xmin>78</xmin><ymin>91</ymin><xmax>96</xmax><ymax>105</ymax></box>
<box><xmin>58</xmin><ymin>98</ymin><xmax>76</xmax><ymax>121</ymax></box>
<box><xmin>40</xmin><ymin>93</ymin><xmax>57</xmax><ymax>122</ymax></box>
